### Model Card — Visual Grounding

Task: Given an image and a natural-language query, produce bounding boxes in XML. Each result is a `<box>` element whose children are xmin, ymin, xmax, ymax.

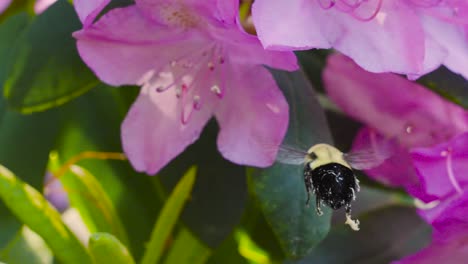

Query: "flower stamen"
<box><xmin>317</xmin><ymin>0</ymin><xmax>383</xmax><ymax>22</ymax></box>
<box><xmin>441</xmin><ymin>148</ymin><xmax>463</xmax><ymax>195</ymax></box>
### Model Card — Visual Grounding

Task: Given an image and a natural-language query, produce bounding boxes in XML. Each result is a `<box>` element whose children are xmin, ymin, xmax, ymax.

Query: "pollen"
<box><xmin>159</xmin><ymin>4</ymin><xmax>199</xmax><ymax>29</ymax></box>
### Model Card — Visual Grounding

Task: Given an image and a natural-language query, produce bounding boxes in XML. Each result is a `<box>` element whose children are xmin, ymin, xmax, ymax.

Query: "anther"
<box><xmin>193</xmin><ymin>95</ymin><xmax>201</xmax><ymax>110</ymax></box>
<box><xmin>406</xmin><ymin>125</ymin><xmax>413</xmax><ymax>134</ymax></box>
<box><xmin>218</xmin><ymin>56</ymin><xmax>225</xmax><ymax>64</ymax></box>
<box><xmin>210</xmin><ymin>84</ymin><xmax>221</xmax><ymax>96</ymax></box>
<box><xmin>208</xmin><ymin>62</ymin><xmax>215</xmax><ymax>71</ymax></box>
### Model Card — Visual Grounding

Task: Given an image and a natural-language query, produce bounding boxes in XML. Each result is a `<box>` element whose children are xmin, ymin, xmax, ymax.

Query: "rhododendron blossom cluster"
<box><xmin>323</xmin><ymin>53</ymin><xmax>468</xmax><ymax>263</ymax></box>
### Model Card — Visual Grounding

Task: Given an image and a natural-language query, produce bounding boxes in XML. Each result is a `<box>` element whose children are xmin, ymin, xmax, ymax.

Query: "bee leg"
<box><xmin>304</xmin><ymin>166</ymin><xmax>314</xmax><ymax>207</ymax></box>
<box><xmin>316</xmin><ymin>198</ymin><xmax>323</xmax><ymax>216</ymax></box>
<box><xmin>344</xmin><ymin>204</ymin><xmax>360</xmax><ymax>231</ymax></box>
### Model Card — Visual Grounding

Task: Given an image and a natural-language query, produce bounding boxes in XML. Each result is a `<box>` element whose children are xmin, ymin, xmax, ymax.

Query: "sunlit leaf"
<box><xmin>163</xmin><ymin>228</ymin><xmax>211</xmax><ymax>264</ymax></box>
<box><xmin>58</xmin><ymin>164</ymin><xmax>129</xmax><ymax>246</ymax></box>
<box><xmin>0</xmin><ymin>165</ymin><xmax>92</xmax><ymax>264</ymax></box>
<box><xmin>248</xmin><ymin>69</ymin><xmax>333</xmax><ymax>258</ymax></box>
<box><xmin>88</xmin><ymin>233</ymin><xmax>135</xmax><ymax>264</ymax></box>
<box><xmin>2</xmin><ymin>0</ymin><xmax>98</xmax><ymax>113</ymax></box>
<box><xmin>0</xmin><ymin>227</ymin><xmax>52</xmax><ymax>264</ymax></box>
<box><xmin>141</xmin><ymin>167</ymin><xmax>197</xmax><ymax>264</ymax></box>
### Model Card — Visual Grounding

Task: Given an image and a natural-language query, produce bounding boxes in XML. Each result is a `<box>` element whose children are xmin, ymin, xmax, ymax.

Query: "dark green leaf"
<box><xmin>418</xmin><ymin>66</ymin><xmax>468</xmax><ymax>109</ymax></box>
<box><xmin>141</xmin><ymin>167</ymin><xmax>197</xmax><ymax>264</ymax></box>
<box><xmin>0</xmin><ymin>12</ymin><xmax>31</xmax><ymax>95</ymax></box>
<box><xmin>290</xmin><ymin>206</ymin><xmax>432</xmax><ymax>264</ymax></box>
<box><xmin>0</xmin><ymin>165</ymin><xmax>92</xmax><ymax>264</ymax></box>
<box><xmin>248</xmin><ymin>69</ymin><xmax>333</xmax><ymax>258</ymax></box>
<box><xmin>3</xmin><ymin>0</ymin><xmax>99</xmax><ymax>113</ymax></box>
<box><xmin>88</xmin><ymin>233</ymin><xmax>135</xmax><ymax>264</ymax></box>
<box><xmin>0</xmin><ymin>108</ymin><xmax>61</xmax><ymax>249</ymax></box>
<box><xmin>159</xmin><ymin>120</ymin><xmax>247</xmax><ymax>247</ymax></box>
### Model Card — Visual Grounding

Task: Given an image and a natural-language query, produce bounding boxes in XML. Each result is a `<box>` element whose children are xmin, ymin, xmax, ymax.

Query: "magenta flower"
<box><xmin>394</xmin><ymin>191</ymin><xmax>468</xmax><ymax>264</ymax></box>
<box><xmin>252</xmin><ymin>0</ymin><xmax>468</xmax><ymax>78</ymax></box>
<box><xmin>0</xmin><ymin>0</ymin><xmax>11</xmax><ymax>14</ymax></box>
<box><xmin>73</xmin><ymin>0</ymin><xmax>298</xmax><ymax>174</ymax></box>
<box><xmin>322</xmin><ymin>53</ymin><xmax>468</xmax><ymax>220</ymax></box>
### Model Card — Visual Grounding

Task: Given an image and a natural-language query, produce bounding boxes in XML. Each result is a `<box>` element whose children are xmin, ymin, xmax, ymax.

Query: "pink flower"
<box><xmin>394</xmin><ymin>192</ymin><xmax>468</xmax><ymax>264</ymax></box>
<box><xmin>73</xmin><ymin>0</ymin><xmax>298</xmax><ymax>174</ymax></box>
<box><xmin>323</xmin><ymin>52</ymin><xmax>468</xmax><ymax>263</ymax></box>
<box><xmin>252</xmin><ymin>0</ymin><xmax>468</xmax><ymax>78</ymax></box>
<box><xmin>74</xmin><ymin>0</ymin><xmax>110</xmax><ymax>28</ymax></box>
<box><xmin>0</xmin><ymin>0</ymin><xmax>11</xmax><ymax>14</ymax></box>
<box><xmin>34</xmin><ymin>0</ymin><xmax>57</xmax><ymax>14</ymax></box>
<box><xmin>322</xmin><ymin>53</ymin><xmax>468</xmax><ymax>220</ymax></box>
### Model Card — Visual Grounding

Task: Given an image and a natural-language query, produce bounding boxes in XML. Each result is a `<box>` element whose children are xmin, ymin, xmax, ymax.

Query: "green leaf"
<box><xmin>0</xmin><ymin>0</ymin><xmax>34</xmax><ymax>23</ymax></box>
<box><xmin>0</xmin><ymin>108</ymin><xmax>61</xmax><ymax>249</ymax></box>
<box><xmin>141</xmin><ymin>167</ymin><xmax>197</xmax><ymax>264</ymax></box>
<box><xmin>163</xmin><ymin>228</ymin><xmax>211</xmax><ymax>264</ymax></box>
<box><xmin>3</xmin><ymin>0</ymin><xmax>99</xmax><ymax>113</ymax></box>
<box><xmin>0</xmin><ymin>227</ymin><xmax>52</xmax><ymax>264</ymax></box>
<box><xmin>248</xmin><ymin>69</ymin><xmax>333</xmax><ymax>258</ymax></box>
<box><xmin>418</xmin><ymin>66</ymin><xmax>468</xmax><ymax>109</ymax></box>
<box><xmin>159</xmin><ymin>120</ymin><xmax>248</xmax><ymax>247</ymax></box>
<box><xmin>59</xmin><ymin>164</ymin><xmax>129</xmax><ymax>246</ymax></box>
<box><xmin>55</xmin><ymin>86</ymin><xmax>159</xmax><ymax>259</ymax></box>
<box><xmin>88</xmin><ymin>233</ymin><xmax>135</xmax><ymax>264</ymax></box>
<box><xmin>291</xmin><ymin>206</ymin><xmax>432</xmax><ymax>264</ymax></box>
<box><xmin>0</xmin><ymin>165</ymin><xmax>92</xmax><ymax>264</ymax></box>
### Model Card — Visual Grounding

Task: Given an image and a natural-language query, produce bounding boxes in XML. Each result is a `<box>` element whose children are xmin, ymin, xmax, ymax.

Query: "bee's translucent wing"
<box><xmin>343</xmin><ymin>139</ymin><xmax>396</xmax><ymax>170</ymax></box>
<box><xmin>275</xmin><ymin>144</ymin><xmax>308</xmax><ymax>165</ymax></box>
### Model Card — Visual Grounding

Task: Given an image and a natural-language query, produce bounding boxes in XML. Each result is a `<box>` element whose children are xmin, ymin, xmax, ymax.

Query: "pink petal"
<box><xmin>420</xmin><ymin>14</ymin><xmax>468</xmax><ymax>80</ymax></box>
<box><xmin>216</xmin><ymin>0</ymin><xmax>238</xmax><ymax>24</ymax></box>
<box><xmin>252</xmin><ymin>0</ymin><xmax>330</xmax><ymax>50</ymax></box>
<box><xmin>73</xmin><ymin>0</ymin><xmax>110</xmax><ymax>27</ymax></box>
<box><xmin>394</xmin><ymin>234</ymin><xmax>468</xmax><ymax>264</ymax></box>
<box><xmin>34</xmin><ymin>0</ymin><xmax>57</xmax><ymax>14</ymax></box>
<box><xmin>135</xmin><ymin>0</ymin><xmax>236</xmax><ymax>26</ymax></box>
<box><xmin>0</xmin><ymin>0</ymin><xmax>11</xmax><ymax>14</ymax></box>
<box><xmin>323</xmin><ymin>53</ymin><xmax>468</xmax><ymax>149</ymax></box>
<box><xmin>209</xmin><ymin>26</ymin><xmax>298</xmax><ymax>71</ymax></box>
<box><xmin>351</xmin><ymin>127</ymin><xmax>434</xmax><ymax>202</ymax></box>
<box><xmin>410</xmin><ymin>132</ymin><xmax>468</xmax><ymax>201</ymax></box>
<box><xmin>121</xmin><ymin>77</ymin><xmax>215</xmax><ymax>175</ymax></box>
<box><xmin>73</xmin><ymin>6</ymin><xmax>204</xmax><ymax>86</ymax></box>
<box><xmin>254</xmin><ymin>0</ymin><xmax>426</xmax><ymax>74</ymax></box>
<box><xmin>395</xmin><ymin>193</ymin><xmax>468</xmax><ymax>264</ymax></box>
<box><xmin>214</xmin><ymin>66</ymin><xmax>289</xmax><ymax>167</ymax></box>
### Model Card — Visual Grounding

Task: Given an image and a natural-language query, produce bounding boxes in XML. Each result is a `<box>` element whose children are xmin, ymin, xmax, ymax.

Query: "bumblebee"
<box><xmin>275</xmin><ymin>142</ymin><xmax>392</xmax><ymax>231</ymax></box>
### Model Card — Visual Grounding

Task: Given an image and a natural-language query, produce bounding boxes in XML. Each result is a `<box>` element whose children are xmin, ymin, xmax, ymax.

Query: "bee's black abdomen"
<box><xmin>310</xmin><ymin>163</ymin><xmax>357</xmax><ymax>210</ymax></box>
